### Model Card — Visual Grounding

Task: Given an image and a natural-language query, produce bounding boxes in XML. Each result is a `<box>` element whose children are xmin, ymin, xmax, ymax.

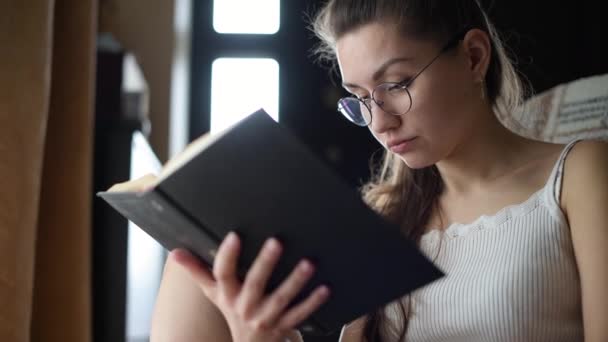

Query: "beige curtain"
<box><xmin>0</xmin><ymin>0</ymin><xmax>96</xmax><ymax>341</ymax></box>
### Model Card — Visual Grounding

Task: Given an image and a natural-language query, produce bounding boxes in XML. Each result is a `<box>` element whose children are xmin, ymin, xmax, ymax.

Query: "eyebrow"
<box><xmin>341</xmin><ymin>56</ymin><xmax>414</xmax><ymax>89</ymax></box>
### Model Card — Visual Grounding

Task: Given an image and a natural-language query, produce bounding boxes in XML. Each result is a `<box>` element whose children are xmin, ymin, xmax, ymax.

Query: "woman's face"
<box><xmin>336</xmin><ymin>22</ymin><xmax>485</xmax><ymax>169</ymax></box>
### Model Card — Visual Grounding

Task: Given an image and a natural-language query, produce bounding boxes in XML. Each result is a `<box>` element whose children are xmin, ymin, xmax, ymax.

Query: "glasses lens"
<box><xmin>374</xmin><ymin>83</ymin><xmax>412</xmax><ymax>115</ymax></box>
<box><xmin>337</xmin><ymin>98</ymin><xmax>371</xmax><ymax>126</ymax></box>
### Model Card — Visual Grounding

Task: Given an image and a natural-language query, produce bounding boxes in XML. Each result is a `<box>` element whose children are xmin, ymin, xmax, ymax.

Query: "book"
<box><xmin>97</xmin><ymin>108</ymin><xmax>444</xmax><ymax>335</ymax></box>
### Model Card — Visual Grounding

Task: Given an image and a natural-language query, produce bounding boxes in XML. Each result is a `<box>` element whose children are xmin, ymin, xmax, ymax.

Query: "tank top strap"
<box><xmin>546</xmin><ymin>139</ymin><xmax>582</xmax><ymax>207</ymax></box>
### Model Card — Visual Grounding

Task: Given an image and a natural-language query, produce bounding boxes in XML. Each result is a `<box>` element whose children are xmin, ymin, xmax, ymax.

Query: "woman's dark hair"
<box><xmin>311</xmin><ymin>1</ymin><xmax>527</xmax><ymax>341</ymax></box>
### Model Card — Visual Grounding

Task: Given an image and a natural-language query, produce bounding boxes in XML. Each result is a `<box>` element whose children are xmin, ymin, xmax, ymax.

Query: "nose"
<box><xmin>369</xmin><ymin>100</ymin><xmax>400</xmax><ymax>134</ymax></box>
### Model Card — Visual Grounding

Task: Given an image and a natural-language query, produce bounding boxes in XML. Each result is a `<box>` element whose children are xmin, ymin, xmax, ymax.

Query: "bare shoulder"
<box><xmin>564</xmin><ymin>139</ymin><xmax>608</xmax><ymax>163</ymax></box>
<box><xmin>561</xmin><ymin>139</ymin><xmax>608</xmax><ymax>213</ymax></box>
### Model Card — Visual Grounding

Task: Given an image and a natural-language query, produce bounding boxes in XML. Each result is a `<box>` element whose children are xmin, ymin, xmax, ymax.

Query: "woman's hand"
<box><xmin>170</xmin><ymin>232</ymin><xmax>330</xmax><ymax>342</ymax></box>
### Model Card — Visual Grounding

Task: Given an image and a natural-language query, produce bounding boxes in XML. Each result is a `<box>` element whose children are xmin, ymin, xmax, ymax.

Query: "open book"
<box><xmin>97</xmin><ymin>108</ymin><xmax>444</xmax><ymax>335</ymax></box>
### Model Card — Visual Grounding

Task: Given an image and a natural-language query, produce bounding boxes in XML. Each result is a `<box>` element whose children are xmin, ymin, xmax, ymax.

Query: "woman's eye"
<box><xmin>399</xmin><ymin>78</ymin><xmax>412</xmax><ymax>86</ymax></box>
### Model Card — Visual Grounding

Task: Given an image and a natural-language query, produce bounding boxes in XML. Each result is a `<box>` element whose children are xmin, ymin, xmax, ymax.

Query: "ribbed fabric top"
<box><xmin>387</xmin><ymin>140</ymin><xmax>584</xmax><ymax>342</ymax></box>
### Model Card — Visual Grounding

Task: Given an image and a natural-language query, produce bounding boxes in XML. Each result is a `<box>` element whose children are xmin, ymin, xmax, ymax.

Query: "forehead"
<box><xmin>335</xmin><ymin>22</ymin><xmax>434</xmax><ymax>83</ymax></box>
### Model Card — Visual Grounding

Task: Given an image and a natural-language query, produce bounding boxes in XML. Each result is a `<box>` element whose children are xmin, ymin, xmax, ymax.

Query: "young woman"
<box><xmin>150</xmin><ymin>1</ymin><xmax>608</xmax><ymax>341</ymax></box>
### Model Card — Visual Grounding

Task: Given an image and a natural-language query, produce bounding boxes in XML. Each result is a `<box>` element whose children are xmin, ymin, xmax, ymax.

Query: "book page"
<box><xmin>158</xmin><ymin>123</ymin><xmax>235</xmax><ymax>181</ymax></box>
<box><xmin>104</xmin><ymin>133</ymin><xmax>214</xmax><ymax>193</ymax></box>
<box><xmin>158</xmin><ymin>132</ymin><xmax>211</xmax><ymax>180</ymax></box>
<box><xmin>106</xmin><ymin>110</ymin><xmax>259</xmax><ymax>191</ymax></box>
<box><xmin>107</xmin><ymin>173</ymin><xmax>159</xmax><ymax>192</ymax></box>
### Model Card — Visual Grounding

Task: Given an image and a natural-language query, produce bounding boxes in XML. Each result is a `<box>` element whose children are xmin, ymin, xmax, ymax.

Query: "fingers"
<box><xmin>172</xmin><ymin>233</ymin><xmax>330</xmax><ymax>334</ymax></box>
<box><xmin>236</xmin><ymin>238</ymin><xmax>283</xmax><ymax>318</ymax></box>
<box><xmin>277</xmin><ymin>285</ymin><xmax>330</xmax><ymax>330</ymax></box>
<box><xmin>213</xmin><ymin>232</ymin><xmax>242</xmax><ymax>298</ymax></box>
<box><xmin>256</xmin><ymin>259</ymin><xmax>316</xmax><ymax>325</ymax></box>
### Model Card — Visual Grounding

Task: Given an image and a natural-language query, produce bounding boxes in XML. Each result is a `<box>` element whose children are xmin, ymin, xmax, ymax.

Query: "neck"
<box><xmin>435</xmin><ymin>108</ymin><xmax>530</xmax><ymax>196</ymax></box>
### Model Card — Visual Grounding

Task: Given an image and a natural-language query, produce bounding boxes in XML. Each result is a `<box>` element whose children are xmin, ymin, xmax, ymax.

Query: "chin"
<box><xmin>396</xmin><ymin>153</ymin><xmax>437</xmax><ymax>170</ymax></box>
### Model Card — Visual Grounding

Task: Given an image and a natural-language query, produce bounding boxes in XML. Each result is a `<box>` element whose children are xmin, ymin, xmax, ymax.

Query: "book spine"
<box><xmin>106</xmin><ymin>190</ymin><xmax>221</xmax><ymax>267</ymax></box>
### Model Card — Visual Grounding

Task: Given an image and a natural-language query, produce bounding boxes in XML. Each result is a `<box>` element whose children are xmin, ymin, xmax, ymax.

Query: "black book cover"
<box><xmin>98</xmin><ymin>108</ymin><xmax>444</xmax><ymax>335</ymax></box>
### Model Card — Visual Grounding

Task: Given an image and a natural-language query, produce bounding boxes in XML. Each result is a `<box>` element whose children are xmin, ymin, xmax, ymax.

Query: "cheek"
<box><xmin>368</xmin><ymin>127</ymin><xmax>385</xmax><ymax>146</ymax></box>
<box><xmin>410</xmin><ymin>72</ymin><xmax>477</xmax><ymax>136</ymax></box>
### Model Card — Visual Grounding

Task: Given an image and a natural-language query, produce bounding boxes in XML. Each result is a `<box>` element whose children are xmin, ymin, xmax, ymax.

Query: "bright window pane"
<box><xmin>213</xmin><ymin>0</ymin><xmax>280</xmax><ymax>34</ymax></box>
<box><xmin>211</xmin><ymin>58</ymin><xmax>279</xmax><ymax>132</ymax></box>
<box><xmin>127</xmin><ymin>132</ymin><xmax>164</xmax><ymax>340</ymax></box>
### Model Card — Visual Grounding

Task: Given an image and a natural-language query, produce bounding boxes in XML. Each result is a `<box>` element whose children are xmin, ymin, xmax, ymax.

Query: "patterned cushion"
<box><xmin>512</xmin><ymin>73</ymin><xmax>608</xmax><ymax>142</ymax></box>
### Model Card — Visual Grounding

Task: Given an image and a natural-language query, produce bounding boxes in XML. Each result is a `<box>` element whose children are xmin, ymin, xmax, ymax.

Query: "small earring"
<box><xmin>480</xmin><ymin>80</ymin><xmax>486</xmax><ymax>101</ymax></box>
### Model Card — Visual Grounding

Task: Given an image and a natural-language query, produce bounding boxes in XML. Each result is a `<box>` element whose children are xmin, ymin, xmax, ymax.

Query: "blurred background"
<box><xmin>1</xmin><ymin>0</ymin><xmax>607</xmax><ymax>341</ymax></box>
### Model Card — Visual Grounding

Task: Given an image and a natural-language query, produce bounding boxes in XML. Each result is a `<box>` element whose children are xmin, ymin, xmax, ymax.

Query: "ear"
<box><xmin>461</xmin><ymin>28</ymin><xmax>491</xmax><ymax>83</ymax></box>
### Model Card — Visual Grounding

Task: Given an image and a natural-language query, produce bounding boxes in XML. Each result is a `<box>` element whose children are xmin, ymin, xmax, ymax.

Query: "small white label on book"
<box><xmin>151</xmin><ymin>200</ymin><xmax>164</xmax><ymax>212</ymax></box>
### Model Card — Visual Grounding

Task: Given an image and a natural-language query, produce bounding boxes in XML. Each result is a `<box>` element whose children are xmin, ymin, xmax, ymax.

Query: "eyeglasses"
<box><xmin>337</xmin><ymin>28</ymin><xmax>470</xmax><ymax>127</ymax></box>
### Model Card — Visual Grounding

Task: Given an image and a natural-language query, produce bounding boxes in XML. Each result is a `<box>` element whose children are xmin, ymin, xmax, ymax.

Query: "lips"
<box><xmin>387</xmin><ymin>137</ymin><xmax>417</xmax><ymax>153</ymax></box>
<box><xmin>387</xmin><ymin>137</ymin><xmax>416</xmax><ymax>149</ymax></box>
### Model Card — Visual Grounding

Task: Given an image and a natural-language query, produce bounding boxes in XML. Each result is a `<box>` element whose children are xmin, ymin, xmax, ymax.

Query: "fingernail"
<box><xmin>171</xmin><ymin>249</ymin><xmax>188</xmax><ymax>263</ymax></box>
<box><xmin>226</xmin><ymin>232</ymin><xmax>238</xmax><ymax>245</ymax></box>
<box><xmin>299</xmin><ymin>260</ymin><xmax>313</xmax><ymax>273</ymax></box>
<box><xmin>318</xmin><ymin>285</ymin><xmax>330</xmax><ymax>297</ymax></box>
<box><xmin>265</xmin><ymin>238</ymin><xmax>280</xmax><ymax>252</ymax></box>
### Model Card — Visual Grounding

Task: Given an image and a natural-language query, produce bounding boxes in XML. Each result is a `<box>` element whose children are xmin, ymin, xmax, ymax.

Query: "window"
<box><xmin>213</xmin><ymin>0</ymin><xmax>280</xmax><ymax>34</ymax></box>
<box><xmin>211</xmin><ymin>58</ymin><xmax>279</xmax><ymax>132</ymax></box>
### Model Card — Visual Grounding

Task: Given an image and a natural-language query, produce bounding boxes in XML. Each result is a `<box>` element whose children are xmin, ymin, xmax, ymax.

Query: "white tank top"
<box><xmin>386</xmin><ymin>139</ymin><xmax>584</xmax><ymax>342</ymax></box>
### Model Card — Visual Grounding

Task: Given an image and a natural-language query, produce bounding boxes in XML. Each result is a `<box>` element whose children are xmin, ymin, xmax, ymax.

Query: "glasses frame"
<box><xmin>338</xmin><ymin>27</ymin><xmax>472</xmax><ymax>127</ymax></box>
